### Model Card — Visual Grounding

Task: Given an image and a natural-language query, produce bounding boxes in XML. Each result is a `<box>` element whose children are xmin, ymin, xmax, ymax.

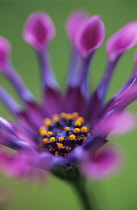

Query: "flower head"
<box><xmin>0</xmin><ymin>11</ymin><xmax>137</xmax><ymax>180</ymax></box>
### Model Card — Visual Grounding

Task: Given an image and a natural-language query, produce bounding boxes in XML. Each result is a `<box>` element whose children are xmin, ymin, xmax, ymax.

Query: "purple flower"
<box><xmin>0</xmin><ymin>11</ymin><xmax>137</xmax><ymax>181</ymax></box>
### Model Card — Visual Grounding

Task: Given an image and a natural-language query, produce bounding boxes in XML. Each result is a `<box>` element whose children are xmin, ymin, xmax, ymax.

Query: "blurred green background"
<box><xmin>0</xmin><ymin>0</ymin><xmax>137</xmax><ymax>209</ymax></box>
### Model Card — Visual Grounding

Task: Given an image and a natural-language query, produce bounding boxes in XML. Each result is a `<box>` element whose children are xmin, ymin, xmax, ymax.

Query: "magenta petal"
<box><xmin>35</xmin><ymin>152</ymin><xmax>55</xmax><ymax>170</ymax></box>
<box><xmin>94</xmin><ymin>111</ymin><xmax>136</xmax><ymax>136</ymax></box>
<box><xmin>106</xmin><ymin>21</ymin><xmax>137</xmax><ymax>59</ymax></box>
<box><xmin>23</xmin><ymin>12</ymin><xmax>55</xmax><ymax>51</ymax></box>
<box><xmin>63</xmin><ymin>87</ymin><xmax>87</xmax><ymax>117</ymax></box>
<box><xmin>114</xmin><ymin>84</ymin><xmax>137</xmax><ymax>110</ymax></box>
<box><xmin>11</xmin><ymin>122</ymin><xmax>36</xmax><ymax>147</ymax></box>
<box><xmin>0</xmin><ymin>151</ymin><xmax>45</xmax><ymax>179</ymax></box>
<box><xmin>80</xmin><ymin>145</ymin><xmax>123</xmax><ymax>179</ymax></box>
<box><xmin>66</xmin><ymin>10</ymin><xmax>89</xmax><ymax>44</ymax></box>
<box><xmin>25</xmin><ymin>101</ymin><xmax>43</xmax><ymax>128</ymax></box>
<box><xmin>76</xmin><ymin>15</ymin><xmax>105</xmax><ymax>57</ymax></box>
<box><xmin>42</xmin><ymin>87</ymin><xmax>63</xmax><ymax>116</ymax></box>
<box><xmin>0</xmin><ymin>37</ymin><xmax>11</xmax><ymax>69</ymax></box>
<box><xmin>0</xmin><ymin>117</ymin><xmax>16</xmax><ymax>136</ymax></box>
<box><xmin>0</xmin><ymin>152</ymin><xmax>30</xmax><ymax>178</ymax></box>
<box><xmin>110</xmin><ymin>112</ymin><xmax>136</xmax><ymax>136</ymax></box>
<box><xmin>17</xmin><ymin>111</ymin><xmax>38</xmax><ymax>136</ymax></box>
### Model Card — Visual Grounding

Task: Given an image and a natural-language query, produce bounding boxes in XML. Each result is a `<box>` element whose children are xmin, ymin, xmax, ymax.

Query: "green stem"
<box><xmin>53</xmin><ymin>167</ymin><xmax>95</xmax><ymax>210</ymax></box>
<box><xmin>70</xmin><ymin>178</ymin><xmax>93</xmax><ymax>210</ymax></box>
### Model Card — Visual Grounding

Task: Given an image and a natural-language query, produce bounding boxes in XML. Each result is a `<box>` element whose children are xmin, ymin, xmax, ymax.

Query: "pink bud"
<box><xmin>66</xmin><ymin>10</ymin><xmax>89</xmax><ymax>43</ymax></box>
<box><xmin>0</xmin><ymin>37</ymin><xmax>11</xmax><ymax>69</ymax></box>
<box><xmin>106</xmin><ymin>22</ymin><xmax>137</xmax><ymax>59</ymax></box>
<box><xmin>23</xmin><ymin>12</ymin><xmax>55</xmax><ymax>51</ymax></box>
<box><xmin>76</xmin><ymin>15</ymin><xmax>105</xmax><ymax>57</ymax></box>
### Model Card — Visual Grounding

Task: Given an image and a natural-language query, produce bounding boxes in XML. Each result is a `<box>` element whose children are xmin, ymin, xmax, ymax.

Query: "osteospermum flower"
<box><xmin>0</xmin><ymin>10</ymin><xmax>137</xmax><ymax>209</ymax></box>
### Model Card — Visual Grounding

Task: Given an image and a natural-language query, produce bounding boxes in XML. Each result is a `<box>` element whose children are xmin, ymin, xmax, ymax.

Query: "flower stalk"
<box><xmin>53</xmin><ymin>167</ymin><xmax>94</xmax><ymax>210</ymax></box>
<box><xmin>71</xmin><ymin>177</ymin><xmax>93</xmax><ymax>210</ymax></box>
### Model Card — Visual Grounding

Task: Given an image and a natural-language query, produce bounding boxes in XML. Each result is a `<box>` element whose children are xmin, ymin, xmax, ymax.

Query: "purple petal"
<box><xmin>23</xmin><ymin>12</ymin><xmax>55</xmax><ymax>51</ymax></box>
<box><xmin>102</xmin><ymin>67</ymin><xmax>137</xmax><ymax>117</ymax></box>
<box><xmin>0</xmin><ymin>118</ymin><xmax>36</xmax><ymax>147</ymax></box>
<box><xmin>65</xmin><ymin>54</ymin><xmax>92</xmax><ymax>116</ymax></box>
<box><xmin>110</xmin><ymin>111</ymin><xmax>136</xmax><ymax>136</ymax></box>
<box><xmin>88</xmin><ymin>57</ymin><xmax>119</xmax><ymax>124</ymax></box>
<box><xmin>116</xmin><ymin>85</ymin><xmax>137</xmax><ymax>109</ymax></box>
<box><xmin>0</xmin><ymin>118</ymin><xmax>30</xmax><ymax>146</ymax></box>
<box><xmin>24</xmin><ymin>101</ymin><xmax>43</xmax><ymax>128</ymax></box>
<box><xmin>17</xmin><ymin>110</ymin><xmax>39</xmax><ymax>136</ymax></box>
<box><xmin>0</xmin><ymin>151</ymin><xmax>29</xmax><ymax>178</ymax></box>
<box><xmin>0</xmin><ymin>37</ymin><xmax>34</xmax><ymax>104</ymax></box>
<box><xmin>0</xmin><ymin>94</ymin><xmax>40</xmax><ymax>137</ymax></box>
<box><xmin>0</xmin><ymin>87</ymin><xmax>39</xmax><ymax>134</ymax></box>
<box><xmin>11</xmin><ymin>122</ymin><xmax>37</xmax><ymax>148</ymax></box>
<box><xmin>35</xmin><ymin>152</ymin><xmax>64</xmax><ymax>170</ymax></box>
<box><xmin>0</xmin><ymin>151</ymin><xmax>45</xmax><ymax>179</ymax></box>
<box><xmin>67</xmin><ymin>146</ymin><xmax>86</xmax><ymax>166</ymax></box>
<box><xmin>0</xmin><ymin>37</ymin><xmax>11</xmax><ymax>69</ymax></box>
<box><xmin>133</xmin><ymin>51</ymin><xmax>137</xmax><ymax>76</ymax></box>
<box><xmin>42</xmin><ymin>86</ymin><xmax>63</xmax><ymax>117</ymax></box>
<box><xmin>66</xmin><ymin>46</ymin><xmax>80</xmax><ymax>87</ymax></box>
<box><xmin>80</xmin><ymin>145</ymin><xmax>123</xmax><ymax>179</ymax></box>
<box><xmin>76</xmin><ymin>15</ymin><xmax>105</xmax><ymax>57</ymax></box>
<box><xmin>0</xmin><ymin>94</ymin><xmax>41</xmax><ymax>136</ymax></box>
<box><xmin>0</xmin><ymin>117</ymin><xmax>16</xmax><ymax>135</ymax></box>
<box><xmin>63</xmin><ymin>87</ymin><xmax>87</xmax><ymax>117</ymax></box>
<box><xmin>106</xmin><ymin>21</ymin><xmax>137</xmax><ymax>60</ymax></box>
<box><xmin>0</xmin><ymin>86</ymin><xmax>22</xmax><ymax>117</ymax></box>
<box><xmin>107</xmin><ymin>83</ymin><xmax>137</xmax><ymax>112</ymax></box>
<box><xmin>66</xmin><ymin>10</ymin><xmax>89</xmax><ymax>44</ymax></box>
<box><xmin>36</xmin><ymin>48</ymin><xmax>62</xmax><ymax>117</ymax></box>
<box><xmin>78</xmin><ymin>53</ymin><xmax>94</xmax><ymax>97</ymax></box>
<box><xmin>0</xmin><ymin>127</ymin><xmax>35</xmax><ymax>153</ymax></box>
<box><xmin>3</xmin><ymin>65</ymin><xmax>34</xmax><ymax>103</ymax></box>
<box><xmin>94</xmin><ymin>111</ymin><xmax>136</xmax><ymax>136</ymax></box>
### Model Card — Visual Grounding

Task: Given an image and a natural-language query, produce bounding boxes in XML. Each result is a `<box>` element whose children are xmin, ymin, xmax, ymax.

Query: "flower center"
<box><xmin>39</xmin><ymin>112</ymin><xmax>91</xmax><ymax>157</ymax></box>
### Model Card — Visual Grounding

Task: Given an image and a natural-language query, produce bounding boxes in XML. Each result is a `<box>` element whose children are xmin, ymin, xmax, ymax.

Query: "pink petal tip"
<box><xmin>66</xmin><ymin>10</ymin><xmax>89</xmax><ymax>44</ymax></box>
<box><xmin>76</xmin><ymin>15</ymin><xmax>105</xmax><ymax>57</ymax></box>
<box><xmin>80</xmin><ymin>145</ymin><xmax>123</xmax><ymax>180</ymax></box>
<box><xmin>106</xmin><ymin>21</ymin><xmax>137</xmax><ymax>60</ymax></box>
<box><xmin>23</xmin><ymin>12</ymin><xmax>56</xmax><ymax>51</ymax></box>
<box><xmin>94</xmin><ymin>111</ymin><xmax>136</xmax><ymax>137</ymax></box>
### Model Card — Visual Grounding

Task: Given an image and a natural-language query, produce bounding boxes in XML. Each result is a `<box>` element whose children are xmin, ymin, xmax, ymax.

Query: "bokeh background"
<box><xmin>0</xmin><ymin>0</ymin><xmax>137</xmax><ymax>209</ymax></box>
